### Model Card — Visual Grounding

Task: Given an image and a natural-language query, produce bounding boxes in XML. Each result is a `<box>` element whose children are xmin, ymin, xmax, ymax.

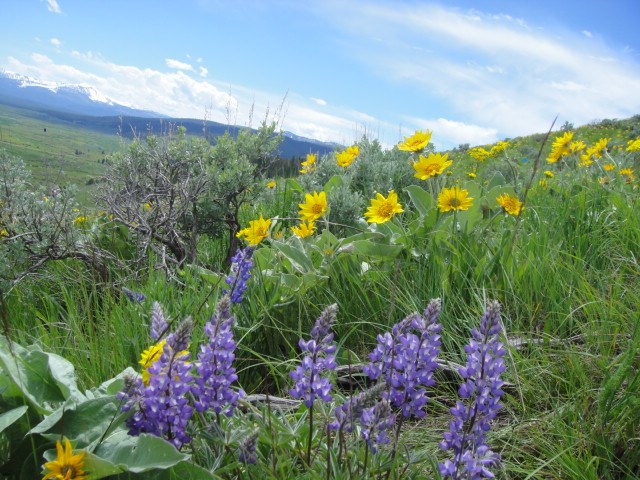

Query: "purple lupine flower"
<box><xmin>192</xmin><ymin>296</ymin><xmax>244</xmax><ymax>416</ymax></box>
<box><xmin>364</xmin><ymin>299</ymin><xmax>442</xmax><ymax>419</ymax></box>
<box><xmin>120</xmin><ymin>318</ymin><xmax>194</xmax><ymax>449</ymax></box>
<box><xmin>238</xmin><ymin>428</ymin><xmax>259</xmax><ymax>464</ymax></box>
<box><xmin>122</xmin><ymin>286</ymin><xmax>145</xmax><ymax>303</ymax></box>
<box><xmin>330</xmin><ymin>382</ymin><xmax>387</xmax><ymax>433</ymax></box>
<box><xmin>439</xmin><ymin>300</ymin><xmax>505</xmax><ymax>480</ymax></box>
<box><xmin>223</xmin><ymin>246</ymin><xmax>254</xmax><ymax>304</ymax></box>
<box><xmin>360</xmin><ymin>399</ymin><xmax>396</xmax><ymax>453</ymax></box>
<box><xmin>289</xmin><ymin>304</ymin><xmax>338</xmax><ymax>407</ymax></box>
<box><xmin>150</xmin><ymin>301</ymin><xmax>168</xmax><ymax>341</ymax></box>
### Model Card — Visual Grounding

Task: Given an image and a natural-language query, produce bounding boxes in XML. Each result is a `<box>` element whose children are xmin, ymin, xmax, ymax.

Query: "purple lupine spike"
<box><xmin>439</xmin><ymin>300</ymin><xmax>505</xmax><ymax>480</ymax></box>
<box><xmin>289</xmin><ymin>304</ymin><xmax>338</xmax><ymax>407</ymax></box>
<box><xmin>330</xmin><ymin>382</ymin><xmax>387</xmax><ymax>433</ymax></box>
<box><xmin>123</xmin><ymin>287</ymin><xmax>146</xmax><ymax>303</ymax></box>
<box><xmin>223</xmin><ymin>246</ymin><xmax>254</xmax><ymax>304</ymax></box>
<box><xmin>120</xmin><ymin>318</ymin><xmax>194</xmax><ymax>449</ymax></box>
<box><xmin>238</xmin><ymin>428</ymin><xmax>259</xmax><ymax>464</ymax></box>
<box><xmin>150</xmin><ymin>301</ymin><xmax>168</xmax><ymax>341</ymax></box>
<box><xmin>360</xmin><ymin>399</ymin><xmax>396</xmax><ymax>453</ymax></box>
<box><xmin>364</xmin><ymin>298</ymin><xmax>442</xmax><ymax>419</ymax></box>
<box><xmin>192</xmin><ymin>296</ymin><xmax>244</xmax><ymax>416</ymax></box>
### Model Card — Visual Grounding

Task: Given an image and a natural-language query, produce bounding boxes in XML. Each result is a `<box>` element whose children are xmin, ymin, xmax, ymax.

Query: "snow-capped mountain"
<box><xmin>0</xmin><ymin>71</ymin><xmax>339</xmax><ymax>158</ymax></box>
<box><xmin>0</xmin><ymin>70</ymin><xmax>161</xmax><ymax>117</ymax></box>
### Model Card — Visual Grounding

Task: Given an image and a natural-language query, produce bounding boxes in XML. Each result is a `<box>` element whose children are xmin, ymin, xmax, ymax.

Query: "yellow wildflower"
<box><xmin>538</xmin><ymin>179</ymin><xmax>548</xmax><ymax>189</ymax></box>
<box><xmin>291</xmin><ymin>220</ymin><xmax>315</xmax><ymax>238</ymax></box>
<box><xmin>603</xmin><ymin>163</ymin><xmax>616</xmax><ymax>171</ymax></box>
<box><xmin>437</xmin><ymin>186</ymin><xmax>474</xmax><ymax>212</ymax></box>
<box><xmin>489</xmin><ymin>141</ymin><xmax>509</xmax><ymax>155</ymax></box>
<box><xmin>0</xmin><ymin>229</ymin><xmax>8</xmax><ymax>238</ymax></box>
<box><xmin>543</xmin><ymin>170</ymin><xmax>555</xmax><ymax>178</ymax></box>
<box><xmin>626</xmin><ymin>138</ymin><xmax>640</xmax><ymax>152</ymax></box>
<box><xmin>336</xmin><ymin>145</ymin><xmax>359</xmax><ymax>167</ymax></box>
<box><xmin>298</xmin><ymin>191</ymin><xmax>328</xmax><ymax>222</ymax></box>
<box><xmin>300</xmin><ymin>153</ymin><xmax>317</xmax><ymax>174</ymax></box>
<box><xmin>266</xmin><ymin>180</ymin><xmax>276</xmax><ymax>189</ymax></box>
<box><xmin>496</xmin><ymin>193</ymin><xmax>523</xmax><ymax>216</ymax></box>
<box><xmin>412</xmin><ymin>153</ymin><xmax>452</xmax><ymax>180</ymax></box>
<box><xmin>468</xmin><ymin>147</ymin><xmax>490</xmax><ymax>162</ymax></box>
<box><xmin>364</xmin><ymin>190</ymin><xmax>404</xmax><ymax>224</ymax></box>
<box><xmin>591</xmin><ymin>138</ymin><xmax>610</xmax><ymax>158</ymax></box>
<box><xmin>397</xmin><ymin>130</ymin><xmax>432</xmax><ymax>152</ymax></box>
<box><xmin>570</xmin><ymin>140</ymin><xmax>586</xmax><ymax>153</ymax></box>
<box><xmin>139</xmin><ymin>339</ymin><xmax>189</xmax><ymax>386</ymax></box>
<box><xmin>467</xmin><ymin>172</ymin><xmax>477</xmax><ymax>179</ymax></box>
<box><xmin>42</xmin><ymin>437</ymin><xmax>87</xmax><ymax>480</ymax></box>
<box><xmin>73</xmin><ymin>215</ymin><xmax>89</xmax><ymax>226</ymax></box>
<box><xmin>547</xmin><ymin>131</ymin><xmax>573</xmax><ymax>163</ymax></box>
<box><xmin>237</xmin><ymin>215</ymin><xmax>271</xmax><ymax>245</ymax></box>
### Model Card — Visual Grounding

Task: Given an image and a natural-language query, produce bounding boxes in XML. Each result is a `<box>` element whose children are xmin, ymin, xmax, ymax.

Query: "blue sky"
<box><xmin>2</xmin><ymin>0</ymin><xmax>639</xmax><ymax>149</ymax></box>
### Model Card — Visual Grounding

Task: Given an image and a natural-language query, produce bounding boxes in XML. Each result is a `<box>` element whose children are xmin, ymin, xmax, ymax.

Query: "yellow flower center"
<box><xmin>62</xmin><ymin>465</ymin><xmax>78</xmax><ymax>478</ymax></box>
<box><xmin>311</xmin><ymin>203</ymin><xmax>324</xmax><ymax>214</ymax></box>
<box><xmin>449</xmin><ymin>198</ymin><xmax>461</xmax><ymax>208</ymax></box>
<box><xmin>378</xmin><ymin>202</ymin><xmax>394</xmax><ymax>218</ymax></box>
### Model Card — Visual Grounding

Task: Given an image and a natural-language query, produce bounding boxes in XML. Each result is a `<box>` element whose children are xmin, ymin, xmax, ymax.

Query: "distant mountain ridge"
<box><xmin>0</xmin><ymin>70</ymin><xmax>340</xmax><ymax>158</ymax></box>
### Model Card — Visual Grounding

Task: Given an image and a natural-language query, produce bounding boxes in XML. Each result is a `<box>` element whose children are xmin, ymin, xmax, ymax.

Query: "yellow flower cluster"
<box><xmin>336</xmin><ymin>145</ymin><xmax>359</xmax><ymax>167</ymax></box>
<box><xmin>619</xmin><ymin>168</ymin><xmax>635</xmax><ymax>183</ymax></box>
<box><xmin>292</xmin><ymin>191</ymin><xmax>328</xmax><ymax>238</ymax></box>
<box><xmin>73</xmin><ymin>215</ymin><xmax>89</xmax><ymax>226</ymax></box>
<box><xmin>489</xmin><ymin>141</ymin><xmax>510</xmax><ymax>155</ymax></box>
<box><xmin>468</xmin><ymin>147</ymin><xmax>491</xmax><ymax>162</ymax></box>
<box><xmin>547</xmin><ymin>131</ymin><xmax>573</xmax><ymax>164</ymax></box>
<box><xmin>626</xmin><ymin>138</ymin><xmax>640</xmax><ymax>152</ymax></box>
<box><xmin>580</xmin><ymin>137</ymin><xmax>609</xmax><ymax>165</ymax></box>
<box><xmin>300</xmin><ymin>153</ymin><xmax>317</xmax><ymax>174</ymax></box>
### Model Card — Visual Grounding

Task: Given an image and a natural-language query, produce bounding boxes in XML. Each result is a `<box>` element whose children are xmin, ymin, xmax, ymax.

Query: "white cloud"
<box><xmin>199</xmin><ymin>66</ymin><xmax>208</xmax><ymax>78</ymax></box>
<box><xmin>313</xmin><ymin>2</ymin><xmax>640</xmax><ymax>142</ymax></box>
<box><xmin>582</xmin><ymin>30</ymin><xmax>592</xmax><ymax>38</ymax></box>
<box><xmin>311</xmin><ymin>97</ymin><xmax>327</xmax><ymax>106</ymax></box>
<box><xmin>7</xmin><ymin>53</ymin><xmax>236</xmax><ymax>120</ymax></box>
<box><xmin>405</xmin><ymin>117</ymin><xmax>498</xmax><ymax>149</ymax></box>
<box><xmin>165</xmin><ymin>58</ymin><xmax>194</xmax><ymax>71</ymax></box>
<box><xmin>46</xmin><ymin>0</ymin><xmax>61</xmax><ymax>14</ymax></box>
<box><xmin>3</xmin><ymin>51</ymin><xmax>379</xmax><ymax>144</ymax></box>
<box><xmin>50</xmin><ymin>38</ymin><xmax>62</xmax><ymax>48</ymax></box>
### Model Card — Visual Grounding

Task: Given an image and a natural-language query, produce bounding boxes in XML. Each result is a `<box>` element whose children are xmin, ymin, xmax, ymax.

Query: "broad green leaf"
<box><xmin>351</xmin><ymin>240</ymin><xmax>404</xmax><ymax>259</ymax></box>
<box><xmin>30</xmin><ymin>395</ymin><xmax>122</xmax><ymax>447</ymax></box>
<box><xmin>323</xmin><ymin>174</ymin><xmax>343</xmax><ymax>193</ymax></box>
<box><xmin>286</xmin><ymin>177</ymin><xmax>303</xmax><ymax>193</ymax></box>
<box><xmin>184</xmin><ymin>264</ymin><xmax>223</xmax><ymax>286</ymax></box>
<box><xmin>404</xmin><ymin>185</ymin><xmax>434</xmax><ymax>217</ymax></box>
<box><xmin>0</xmin><ymin>405</ymin><xmax>28</xmax><ymax>434</ymax></box>
<box><xmin>0</xmin><ymin>336</ymin><xmax>70</xmax><ymax>414</ymax></box>
<box><xmin>92</xmin><ymin>431</ymin><xmax>190</xmax><ymax>473</ymax></box>
<box><xmin>487</xmin><ymin>171</ymin><xmax>507</xmax><ymax>190</ymax></box>
<box><xmin>271</xmin><ymin>239</ymin><xmax>313</xmax><ymax>273</ymax></box>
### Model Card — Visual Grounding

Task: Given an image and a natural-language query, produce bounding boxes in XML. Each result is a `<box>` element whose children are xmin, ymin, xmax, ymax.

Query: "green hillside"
<box><xmin>0</xmin><ymin>104</ymin><xmax>126</xmax><ymax>204</ymax></box>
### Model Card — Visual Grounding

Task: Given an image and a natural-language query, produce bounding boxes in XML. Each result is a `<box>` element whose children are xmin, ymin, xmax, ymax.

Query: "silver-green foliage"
<box><xmin>0</xmin><ymin>149</ymin><xmax>94</xmax><ymax>295</ymax></box>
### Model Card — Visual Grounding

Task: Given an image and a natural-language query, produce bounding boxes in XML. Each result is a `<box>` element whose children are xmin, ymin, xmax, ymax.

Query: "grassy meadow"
<box><xmin>1</xmin><ymin>115</ymin><xmax>639</xmax><ymax>479</ymax></box>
